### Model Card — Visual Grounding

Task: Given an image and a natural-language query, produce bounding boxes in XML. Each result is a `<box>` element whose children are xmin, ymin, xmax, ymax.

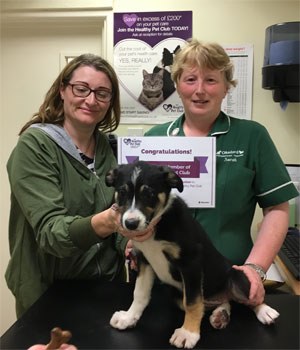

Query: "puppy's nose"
<box><xmin>125</xmin><ymin>218</ymin><xmax>140</xmax><ymax>230</ymax></box>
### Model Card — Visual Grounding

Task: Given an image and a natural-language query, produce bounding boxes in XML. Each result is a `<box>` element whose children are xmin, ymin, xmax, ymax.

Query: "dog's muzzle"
<box><xmin>124</xmin><ymin>218</ymin><xmax>140</xmax><ymax>231</ymax></box>
<box><xmin>124</xmin><ymin>218</ymin><xmax>150</xmax><ymax>231</ymax></box>
<box><xmin>122</xmin><ymin>208</ymin><xmax>149</xmax><ymax>231</ymax></box>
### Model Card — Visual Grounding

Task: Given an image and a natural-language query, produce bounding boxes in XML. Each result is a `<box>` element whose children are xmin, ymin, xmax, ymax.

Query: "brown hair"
<box><xmin>19</xmin><ymin>53</ymin><xmax>121</xmax><ymax>134</ymax></box>
<box><xmin>171</xmin><ymin>38</ymin><xmax>237</xmax><ymax>89</ymax></box>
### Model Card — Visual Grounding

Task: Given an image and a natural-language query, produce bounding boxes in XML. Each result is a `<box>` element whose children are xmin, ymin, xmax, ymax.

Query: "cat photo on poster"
<box><xmin>138</xmin><ymin>45</ymin><xmax>180</xmax><ymax>111</ymax></box>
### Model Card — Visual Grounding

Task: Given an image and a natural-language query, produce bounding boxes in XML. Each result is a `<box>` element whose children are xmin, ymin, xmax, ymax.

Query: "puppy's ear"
<box><xmin>161</xmin><ymin>166</ymin><xmax>184</xmax><ymax>193</ymax></box>
<box><xmin>105</xmin><ymin>168</ymin><xmax>118</xmax><ymax>187</ymax></box>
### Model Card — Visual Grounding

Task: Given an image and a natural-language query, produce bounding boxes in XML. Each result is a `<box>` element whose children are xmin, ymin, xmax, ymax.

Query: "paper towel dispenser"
<box><xmin>262</xmin><ymin>21</ymin><xmax>300</xmax><ymax>102</ymax></box>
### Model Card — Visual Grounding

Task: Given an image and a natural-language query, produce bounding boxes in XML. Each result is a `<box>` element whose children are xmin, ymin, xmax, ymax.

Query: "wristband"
<box><xmin>244</xmin><ymin>263</ymin><xmax>267</xmax><ymax>282</ymax></box>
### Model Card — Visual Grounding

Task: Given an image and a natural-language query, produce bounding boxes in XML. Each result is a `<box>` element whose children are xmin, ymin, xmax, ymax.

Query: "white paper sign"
<box><xmin>222</xmin><ymin>44</ymin><xmax>254</xmax><ymax>120</ymax></box>
<box><xmin>118</xmin><ymin>136</ymin><xmax>216</xmax><ymax>208</ymax></box>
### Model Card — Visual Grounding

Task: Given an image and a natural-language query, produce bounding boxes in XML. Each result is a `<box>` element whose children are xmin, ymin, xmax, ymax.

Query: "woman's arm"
<box><xmin>234</xmin><ymin>201</ymin><xmax>289</xmax><ymax>306</ymax></box>
<box><xmin>247</xmin><ymin>201</ymin><xmax>289</xmax><ymax>271</ymax></box>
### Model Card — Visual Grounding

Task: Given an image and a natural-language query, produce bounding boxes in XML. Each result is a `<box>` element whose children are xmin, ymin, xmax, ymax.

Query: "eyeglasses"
<box><xmin>67</xmin><ymin>83</ymin><xmax>112</xmax><ymax>103</ymax></box>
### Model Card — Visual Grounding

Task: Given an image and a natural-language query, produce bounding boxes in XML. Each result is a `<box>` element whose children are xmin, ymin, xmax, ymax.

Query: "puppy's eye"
<box><xmin>140</xmin><ymin>186</ymin><xmax>156</xmax><ymax>205</ymax></box>
<box><xmin>119</xmin><ymin>188</ymin><xmax>127</xmax><ymax>195</ymax></box>
<box><xmin>141</xmin><ymin>186</ymin><xmax>154</xmax><ymax>197</ymax></box>
<box><xmin>118</xmin><ymin>187</ymin><xmax>128</xmax><ymax>203</ymax></box>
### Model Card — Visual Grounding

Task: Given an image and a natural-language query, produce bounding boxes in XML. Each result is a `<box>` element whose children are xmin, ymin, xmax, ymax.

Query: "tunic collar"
<box><xmin>167</xmin><ymin>112</ymin><xmax>231</xmax><ymax>137</ymax></box>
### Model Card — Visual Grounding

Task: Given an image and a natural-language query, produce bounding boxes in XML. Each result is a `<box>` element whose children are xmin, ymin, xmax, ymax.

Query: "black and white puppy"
<box><xmin>105</xmin><ymin>161</ymin><xmax>279</xmax><ymax>349</ymax></box>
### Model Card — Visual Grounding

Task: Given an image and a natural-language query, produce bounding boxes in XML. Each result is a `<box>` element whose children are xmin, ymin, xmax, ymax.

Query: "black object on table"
<box><xmin>278</xmin><ymin>227</ymin><xmax>300</xmax><ymax>280</ymax></box>
<box><xmin>1</xmin><ymin>280</ymin><xmax>299</xmax><ymax>349</ymax></box>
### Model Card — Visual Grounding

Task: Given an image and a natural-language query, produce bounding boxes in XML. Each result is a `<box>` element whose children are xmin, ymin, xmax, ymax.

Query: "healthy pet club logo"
<box><xmin>163</xmin><ymin>103</ymin><xmax>184</xmax><ymax>113</ymax></box>
<box><xmin>123</xmin><ymin>138</ymin><xmax>142</xmax><ymax>148</ymax></box>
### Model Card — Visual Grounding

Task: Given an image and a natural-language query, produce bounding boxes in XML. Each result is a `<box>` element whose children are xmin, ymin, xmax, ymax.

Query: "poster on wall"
<box><xmin>114</xmin><ymin>11</ymin><xmax>192</xmax><ymax>124</ymax></box>
<box><xmin>222</xmin><ymin>44</ymin><xmax>253</xmax><ymax>120</ymax></box>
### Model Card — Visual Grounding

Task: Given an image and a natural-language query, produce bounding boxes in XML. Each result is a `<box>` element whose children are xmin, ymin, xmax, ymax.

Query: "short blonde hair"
<box><xmin>171</xmin><ymin>38</ymin><xmax>237</xmax><ymax>89</ymax></box>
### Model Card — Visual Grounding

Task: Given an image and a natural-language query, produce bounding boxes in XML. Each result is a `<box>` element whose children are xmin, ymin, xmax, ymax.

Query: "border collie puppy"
<box><xmin>106</xmin><ymin>161</ymin><xmax>279</xmax><ymax>349</ymax></box>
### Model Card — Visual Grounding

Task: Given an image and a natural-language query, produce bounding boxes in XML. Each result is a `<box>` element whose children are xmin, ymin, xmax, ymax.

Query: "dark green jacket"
<box><xmin>6</xmin><ymin>124</ymin><xmax>127</xmax><ymax>317</ymax></box>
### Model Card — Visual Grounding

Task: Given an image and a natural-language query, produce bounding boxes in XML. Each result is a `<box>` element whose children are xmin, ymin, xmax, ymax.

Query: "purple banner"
<box><xmin>114</xmin><ymin>11</ymin><xmax>192</xmax><ymax>47</ymax></box>
<box><xmin>125</xmin><ymin>157</ymin><xmax>208</xmax><ymax>178</ymax></box>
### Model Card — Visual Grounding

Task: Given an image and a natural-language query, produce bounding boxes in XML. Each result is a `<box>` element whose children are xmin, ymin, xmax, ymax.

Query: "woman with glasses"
<box><xmin>5</xmin><ymin>54</ymin><xmax>155</xmax><ymax>317</ymax></box>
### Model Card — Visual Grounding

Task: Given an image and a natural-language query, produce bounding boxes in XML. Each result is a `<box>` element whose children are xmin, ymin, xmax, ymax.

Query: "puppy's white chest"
<box><xmin>134</xmin><ymin>239</ymin><xmax>182</xmax><ymax>290</ymax></box>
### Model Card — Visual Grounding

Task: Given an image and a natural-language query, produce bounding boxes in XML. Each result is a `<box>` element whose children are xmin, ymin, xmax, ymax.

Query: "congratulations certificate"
<box><xmin>117</xmin><ymin>136</ymin><xmax>216</xmax><ymax>208</ymax></box>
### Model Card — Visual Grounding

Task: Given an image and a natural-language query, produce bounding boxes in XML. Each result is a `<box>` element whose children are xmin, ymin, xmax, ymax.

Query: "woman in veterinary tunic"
<box><xmin>145</xmin><ymin>39</ymin><xmax>298</xmax><ymax>307</ymax></box>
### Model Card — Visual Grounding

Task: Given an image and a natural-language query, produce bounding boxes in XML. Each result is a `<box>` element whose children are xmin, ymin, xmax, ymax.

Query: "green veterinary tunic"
<box><xmin>145</xmin><ymin>112</ymin><xmax>298</xmax><ymax>264</ymax></box>
<box><xmin>6</xmin><ymin>124</ymin><xmax>127</xmax><ymax>317</ymax></box>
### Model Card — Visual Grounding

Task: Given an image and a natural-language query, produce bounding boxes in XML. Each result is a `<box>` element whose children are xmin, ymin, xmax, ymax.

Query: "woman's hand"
<box><xmin>232</xmin><ymin>264</ymin><xmax>265</xmax><ymax>306</ymax></box>
<box><xmin>91</xmin><ymin>204</ymin><xmax>160</xmax><ymax>241</ymax></box>
<box><xmin>125</xmin><ymin>240</ymin><xmax>138</xmax><ymax>272</ymax></box>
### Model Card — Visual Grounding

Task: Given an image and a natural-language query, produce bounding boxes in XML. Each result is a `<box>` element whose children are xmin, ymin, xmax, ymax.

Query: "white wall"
<box><xmin>1</xmin><ymin>0</ymin><xmax>299</xmax><ymax>336</ymax></box>
<box><xmin>0</xmin><ymin>12</ymin><xmax>108</xmax><ymax>335</ymax></box>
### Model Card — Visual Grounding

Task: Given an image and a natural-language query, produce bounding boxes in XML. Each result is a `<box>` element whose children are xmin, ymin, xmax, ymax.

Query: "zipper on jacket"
<box><xmin>96</xmin><ymin>243</ymin><xmax>102</xmax><ymax>277</ymax></box>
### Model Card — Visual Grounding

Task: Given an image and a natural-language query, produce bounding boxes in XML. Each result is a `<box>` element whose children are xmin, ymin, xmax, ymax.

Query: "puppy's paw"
<box><xmin>110</xmin><ymin>310</ymin><xmax>139</xmax><ymax>330</ymax></box>
<box><xmin>169</xmin><ymin>327</ymin><xmax>200</xmax><ymax>349</ymax></box>
<box><xmin>254</xmin><ymin>303</ymin><xmax>280</xmax><ymax>325</ymax></box>
<box><xmin>209</xmin><ymin>307</ymin><xmax>230</xmax><ymax>329</ymax></box>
